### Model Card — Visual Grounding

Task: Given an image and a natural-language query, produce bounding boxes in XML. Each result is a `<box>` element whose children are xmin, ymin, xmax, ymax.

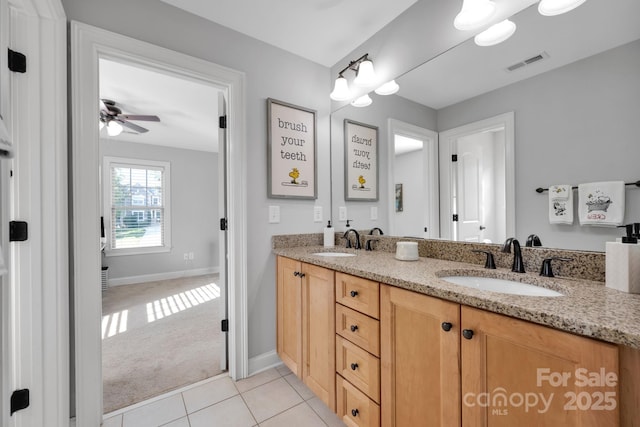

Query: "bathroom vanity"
<box><xmin>274</xmin><ymin>234</ymin><xmax>640</xmax><ymax>427</ymax></box>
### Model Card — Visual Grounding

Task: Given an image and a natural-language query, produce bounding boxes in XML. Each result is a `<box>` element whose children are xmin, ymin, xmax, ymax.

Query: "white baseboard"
<box><xmin>248</xmin><ymin>350</ymin><xmax>282</xmax><ymax>376</ymax></box>
<box><xmin>107</xmin><ymin>266</ymin><xmax>220</xmax><ymax>287</ymax></box>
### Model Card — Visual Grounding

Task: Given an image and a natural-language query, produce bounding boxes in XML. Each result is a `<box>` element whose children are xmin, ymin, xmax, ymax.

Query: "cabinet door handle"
<box><xmin>462</xmin><ymin>329</ymin><xmax>474</xmax><ymax>340</ymax></box>
<box><xmin>350</xmin><ymin>363</ymin><xmax>359</xmax><ymax>370</ymax></box>
<box><xmin>350</xmin><ymin>324</ymin><xmax>358</xmax><ymax>332</ymax></box>
<box><xmin>350</xmin><ymin>290</ymin><xmax>358</xmax><ymax>297</ymax></box>
<box><xmin>351</xmin><ymin>409</ymin><xmax>359</xmax><ymax>417</ymax></box>
<box><xmin>293</xmin><ymin>271</ymin><xmax>299</xmax><ymax>277</ymax></box>
<box><xmin>441</xmin><ymin>322</ymin><xmax>453</xmax><ymax>332</ymax></box>
<box><xmin>299</xmin><ymin>273</ymin><xmax>305</xmax><ymax>278</ymax></box>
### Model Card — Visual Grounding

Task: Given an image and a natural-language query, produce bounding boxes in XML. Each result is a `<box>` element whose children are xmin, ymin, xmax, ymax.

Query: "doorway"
<box><xmin>71</xmin><ymin>22</ymin><xmax>247</xmax><ymax>427</ymax></box>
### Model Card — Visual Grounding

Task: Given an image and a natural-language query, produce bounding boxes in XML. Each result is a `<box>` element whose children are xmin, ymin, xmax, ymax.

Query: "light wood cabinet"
<box><xmin>276</xmin><ymin>256</ymin><xmax>336</xmax><ymax>411</ymax></box>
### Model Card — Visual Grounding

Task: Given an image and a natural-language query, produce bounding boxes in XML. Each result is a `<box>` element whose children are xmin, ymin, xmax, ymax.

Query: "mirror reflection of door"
<box><xmin>439</xmin><ymin>112</ymin><xmax>515</xmax><ymax>242</ymax></box>
<box><xmin>455</xmin><ymin>127</ymin><xmax>506</xmax><ymax>243</ymax></box>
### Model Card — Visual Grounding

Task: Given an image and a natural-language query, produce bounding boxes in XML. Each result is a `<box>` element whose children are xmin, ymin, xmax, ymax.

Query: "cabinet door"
<box><xmin>302</xmin><ymin>263</ymin><xmax>336</xmax><ymax>411</ymax></box>
<box><xmin>461</xmin><ymin>306</ymin><xmax>619</xmax><ymax>427</ymax></box>
<box><xmin>380</xmin><ymin>285</ymin><xmax>461</xmax><ymax>427</ymax></box>
<box><xmin>276</xmin><ymin>256</ymin><xmax>302</xmax><ymax>376</ymax></box>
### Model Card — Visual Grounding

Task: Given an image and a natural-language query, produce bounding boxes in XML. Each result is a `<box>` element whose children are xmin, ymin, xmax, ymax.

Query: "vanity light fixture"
<box><xmin>538</xmin><ymin>0</ymin><xmax>587</xmax><ymax>16</ymax></box>
<box><xmin>474</xmin><ymin>19</ymin><xmax>517</xmax><ymax>46</ymax></box>
<box><xmin>351</xmin><ymin>94</ymin><xmax>372</xmax><ymax>108</ymax></box>
<box><xmin>454</xmin><ymin>0</ymin><xmax>497</xmax><ymax>31</ymax></box>
<box><xmin>330</xmin><ymin>53</ymin><xmax>377</xmax><ymax>101</ymax></box>
<box><xmin>375</xmin><ymin>80</ymin><xmax>400</xmax><ymax>96</ymax></box>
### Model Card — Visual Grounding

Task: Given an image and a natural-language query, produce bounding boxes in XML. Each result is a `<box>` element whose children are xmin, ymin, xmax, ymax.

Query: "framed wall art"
<box><xmin>344</xmin><ymin>119</ymin><xmax>378</xmax><ymax>201</ymax></box>
<box><xmin>267</xmin><ymin>98</ymin><xmax>317</xmax><ymax>199</ymax></box>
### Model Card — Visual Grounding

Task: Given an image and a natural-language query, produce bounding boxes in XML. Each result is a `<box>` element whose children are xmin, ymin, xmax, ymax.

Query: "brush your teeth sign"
<box><xmin>268</xmin><ymin>98</ymin><xmax>317</xmax><ymax>199</ymax></box>
<box><xmin>345</xmin><ymin>119</ymin><xmax>378</xmax><ymax>201</ymax></box>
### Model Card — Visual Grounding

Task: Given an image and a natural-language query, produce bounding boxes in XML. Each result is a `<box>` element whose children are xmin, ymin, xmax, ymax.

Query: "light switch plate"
<box><xmin>269</xmin><ymin>205</ymin><xmax>280</xmax><ymax>223</ymax></box>
<box><xmin>339</xmin><ymin>206</ymin><xmax>348</xmax><ymax>221</ymax></box>
<box><xmin>370</xmin><ymin>206</ymin><xmax>378</xmax><ymax>220</ymax></box>
<box><xmin>313</xmin><ymin>206</ymin><xmax>323</xmax><ymax>222</ymax></box>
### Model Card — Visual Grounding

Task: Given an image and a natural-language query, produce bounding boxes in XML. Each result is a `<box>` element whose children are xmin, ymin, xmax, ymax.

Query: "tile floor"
<box><xmin>100</xmin><ymin>365</ymin><xmax>347</xmax><ymax>427</ymax></box>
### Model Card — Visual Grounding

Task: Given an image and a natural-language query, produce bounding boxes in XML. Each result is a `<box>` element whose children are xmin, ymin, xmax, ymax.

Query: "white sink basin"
<box><xmin>441</xmin><ymin>276</ymin><xmax>563</xmax><ymax>297</ymax></box>
<box><xmin>311</xmin><ymin>252</ymin><xmax>356</xmax><ymax>257</ymax></box>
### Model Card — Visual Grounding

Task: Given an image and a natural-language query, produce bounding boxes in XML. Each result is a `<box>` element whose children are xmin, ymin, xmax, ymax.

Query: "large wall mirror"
<box><xmin>330</xmin><ymin>0</ymin><xmax>640</xmax><ymax>252</ymax></box>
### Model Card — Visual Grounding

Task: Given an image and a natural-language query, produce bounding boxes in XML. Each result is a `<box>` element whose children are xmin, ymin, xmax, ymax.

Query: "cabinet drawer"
<box><xmin>336</xmin><ymin>335</ymin><xmax>380</xmax><ymax>403</ymax></box>
<box><xmin>336</xmin><ymin>273</ymin><xmax>380</xmax><ymax>319</ymax></box>
<box><xmin>336</xmin><ymin>303</ymin><xmax>380</xmax><ymax>357</ymax></box>
<box><xmin>336</xmin><ymin>374</ymin><xmax>380</xmax><ymax>427</ymax></box>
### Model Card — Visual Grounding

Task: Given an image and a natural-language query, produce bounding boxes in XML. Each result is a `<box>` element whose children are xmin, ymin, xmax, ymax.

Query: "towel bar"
<box><xmin>536</xmin><ymin>180</ymin><xmax>640</xmax><ymax>193</ymax></box>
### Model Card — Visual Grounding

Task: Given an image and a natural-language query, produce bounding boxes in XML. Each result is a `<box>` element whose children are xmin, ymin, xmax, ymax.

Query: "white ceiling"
<box><xmin>159</xmin><ymin>0</ymin><xmax>418</xmax><ymax>67</ymax></box>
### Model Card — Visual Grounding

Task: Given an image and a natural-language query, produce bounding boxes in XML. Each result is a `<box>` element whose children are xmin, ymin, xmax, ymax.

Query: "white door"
<box><xmin>456</xmin><ymin>141</ymin><xmax>484</xmax><ymax>242</ymax></box>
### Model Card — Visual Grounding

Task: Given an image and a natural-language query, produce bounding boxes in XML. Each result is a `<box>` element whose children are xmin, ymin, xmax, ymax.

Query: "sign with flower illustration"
<box><xmin>267</xmin><ymin>98</ymin><xmax>317</xmax><ymax>199</ymax></box>
<box><xmin>344</xmin><ymin>119</ymin><xmax>378</xmax><ymax>201</ymax></box>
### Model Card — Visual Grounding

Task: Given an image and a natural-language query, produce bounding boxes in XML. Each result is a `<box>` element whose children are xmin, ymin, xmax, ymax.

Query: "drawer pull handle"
<box><xmin>299</xmin><ymin>273</ymin><xmax>305</xmax><ymax>278</ymax></box>
<box><xmin>463</xmin><ymin>329</ymin><xmax>474</xmax><ymax>340</ymax></box>
<box><xmin>293</xmin><ymin>271</ymin><xmax>299</xmax><ymax>277</ymax></box>
<box><xmin>350</xmin><ymin>363</ymin><xmax>359</xmax><ymax>371</ymax></box>
<box><xmin>350</xmin><ymin>324</ymin><xmax>358</xmax><ymax>332</ymax></box>
<box><xmin>350</xmin><ymin>290</ymin><xmax>358</xmax><ymax>297</ymax></box>
<box><xmin>351</xmin><ymin>409</ymin><xmax>359</xmax><ymax>417</ymax></box>
<box><xmin>441</xmin><ymin>322</ymin><xmax>453</xmax><ymax>332</ymax></box>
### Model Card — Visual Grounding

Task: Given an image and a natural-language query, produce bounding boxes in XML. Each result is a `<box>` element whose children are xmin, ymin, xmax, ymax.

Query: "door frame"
<box><xmin>70</xmin><ymin>22</ymin><xmax>248</xmax><ymax>426</ymax></box>
<box><xmin>438</xmin><ymin>112</ymin><xmax>515</xmax><ymax>241</ymax></box>
<box><xmin>387</xmin><ymin>119</ymin><xmax>439</xmax><ymax>238</ymax></box>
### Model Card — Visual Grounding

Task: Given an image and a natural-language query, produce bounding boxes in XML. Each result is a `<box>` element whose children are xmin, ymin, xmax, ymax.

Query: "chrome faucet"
<box><xmin>343</xmin><ymin>229</ymin><xmax>361</xmax><ymax>249</ymax></box>
<box><xmin>501</xmin><ymin>238</ymin><xmax>525</xmax><ymax>273</ymax></box>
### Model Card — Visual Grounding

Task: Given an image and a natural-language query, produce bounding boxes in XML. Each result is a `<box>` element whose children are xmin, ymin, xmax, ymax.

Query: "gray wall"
<box><xmin>100</xmin><ymin>139</ymin><xmax>218</xmax><ymax>280</ymax></box>
<box><xmin>62</xmin><ymin>0</ymin><xmax>332</xmax><ymax>360</ymax></box>
<box><xmin>437</xmin><ymin>39</ymin><xmax>640</xmax><ymax>251</ymax></box>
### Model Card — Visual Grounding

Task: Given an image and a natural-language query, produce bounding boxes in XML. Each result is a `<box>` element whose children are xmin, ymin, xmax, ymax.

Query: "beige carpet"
<box><xmin>102</xmin><ymin>274</ymin><xmax>224</xmax><ymax>413</ymax></box>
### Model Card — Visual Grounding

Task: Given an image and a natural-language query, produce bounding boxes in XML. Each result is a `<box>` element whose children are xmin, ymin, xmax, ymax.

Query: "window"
<box><xmin>103</xmin><ymin>157</ymin><xmax>171</xmax><ymax>255</ymax></box>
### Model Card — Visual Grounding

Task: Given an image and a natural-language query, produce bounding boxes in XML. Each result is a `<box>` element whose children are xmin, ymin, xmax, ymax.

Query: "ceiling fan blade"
<box><xmin>120</xmin><ymin>114</ymin><xmax>160</xmax><ymax>122</ymax></box>
<box><xmin>118</xmin><ymin>120</ymin><xmax>149</xmax><ymax>134</ymax></box>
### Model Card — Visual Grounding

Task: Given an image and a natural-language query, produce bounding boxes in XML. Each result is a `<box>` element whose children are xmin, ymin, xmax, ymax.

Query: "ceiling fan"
<box><xmin>99</xmin><ymin>99</ymin><xmax>160</xmax><ymax>136</ymax></box>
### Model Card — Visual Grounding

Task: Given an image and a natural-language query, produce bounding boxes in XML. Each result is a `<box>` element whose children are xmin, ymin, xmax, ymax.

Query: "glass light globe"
<box><xmin>350</xmin><ymin>94</ymin><xmax>372</xmax><ymax>108</ymax></box>
<box><xmin>330</xmin><ymin>76</ymin><xmax>351</xmax><ymax>101</ymax></box>
<box><xmin>538</xmin><ymin>0</ymin><xmax>587</xmax><ymax>16</ymax></box>
<box><xmin>454</xmin><ymin>0</ymin><xmax>497</xmax><ymax>31</ymax></box>
<box><xmin>353</xmin><ymin>60</ymin><xmax>376</xmax><ymax>87</ymax></box>
<box><xmin>375</xmin><ymin>80</ymin><xmax>400</xmax><ymax>95</ymax></box>
<box><xmin>474</xmin><ymin>19</ymin><xmax>516</xmax><ymax>46</ymax></box>
<box><xmin>106</xmin><ymin>120</ymin><xmax>123</xmax><ymax>136</ymax></box>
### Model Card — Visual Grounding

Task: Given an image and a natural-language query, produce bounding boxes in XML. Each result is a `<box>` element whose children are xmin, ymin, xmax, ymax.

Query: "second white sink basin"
<box><xmin>441</xmin><ymin>276</ymin><xmax>563</xmax><ymax>297</ymax></box>
<box><xmin>311</xmin><ymin>252</ymin><xmax>356</xmax><ymax>257</ymax></box>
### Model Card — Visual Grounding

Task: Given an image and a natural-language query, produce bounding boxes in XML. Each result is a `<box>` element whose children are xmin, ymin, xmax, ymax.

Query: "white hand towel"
<box><xmin>578</xmin><ymin>181</ymin><xmax>625</xmax><ymax>226</ymax></box>
<box><xmin>548</xmin><ymin>184</ymin><xmax>573</xmax><ymax>225</ymax></box>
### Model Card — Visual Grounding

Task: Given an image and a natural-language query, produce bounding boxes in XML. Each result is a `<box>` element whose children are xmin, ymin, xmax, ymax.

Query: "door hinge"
<box><xmin>9</xmin><ymin>221</ymin><xmax>28</xmax><ymax>241</ymax></box>
<box><xmin>452</xmin><ymin>214</ymin><xmax>459</xmax><ymax>222</ymax></box>
<box><xmin>219</xmin><ymin>115</ymin><xmax>227</xmax><ymax>129</ymax></box>
<box><xmin>8</xmin><ymin>49</ymin><xmax>26</xmax><ymax>73</ymax></box>
<box><xmin>10</xmin><ymin>389</ymin><xmax>29</xmax><ymax>415</ymax></box>
<box><xmin>220</xmin><ymin>218</ymin><xmax>228</xmax><ymax>231</ymax></box>
<box><xmin>221</xmin><ymin>319</ymin><xmax>229</xmax><ymax>332</ymax></box>
<box><xmin>451</xmin><ymin>154</ymin><xmax>458</xmax><ymax>162</ymax></box>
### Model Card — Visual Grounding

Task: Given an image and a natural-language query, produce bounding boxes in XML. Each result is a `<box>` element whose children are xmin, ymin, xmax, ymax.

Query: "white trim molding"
<box><xmin>106</xmin><ymin>266</ymin><xmax>220</xmax><ymax>287</ymax></box>
<box><xmin>248</xmin><ymin>350</ymin><xmax>282</xmax><ymax>376</ymax></box>
<box><xmin>70</xmin><ymin>22</ymin><xmax>247</xmax><ymax>426</ymax></box>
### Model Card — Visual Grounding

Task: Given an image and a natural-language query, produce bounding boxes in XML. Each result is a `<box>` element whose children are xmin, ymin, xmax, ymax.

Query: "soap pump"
<box><xmin>606</xmin><ymin>223</ymin><xmax>640</xmax><ymax>293</ymax></box>
<box><xmin>323</xmin><ymin>220</ymin><xmax>334</xmax><ymax>248</ymax></box>
<box><xmin>619</xmin><ymin>224</ymin><xmax>638</xmax><ymax>244</ymax></box>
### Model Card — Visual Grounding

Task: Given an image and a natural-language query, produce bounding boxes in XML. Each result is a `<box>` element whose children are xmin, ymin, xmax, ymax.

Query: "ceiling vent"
<box><xmin>505</xmin><ymin>51</ymin><xmax>549</xmax><ymax>72</ymax></box>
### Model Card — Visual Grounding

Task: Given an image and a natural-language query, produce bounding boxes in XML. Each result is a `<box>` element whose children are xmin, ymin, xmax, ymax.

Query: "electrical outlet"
<box><xmin>339</xmin><ymin>206</ymin><xmax>348</xmax><ymax>221</ymax></box>
<box><xmin>269</xmin><ymin>205</ymin><xmax>280</xmax><ymax>223</ymax></box>
<box><xmin>370</xmin><ymin>206</ymin><xmax>378</xmax><ymax>221</ymax></box>
<box><xmin>313</xmin><ymin>206</ymin><xmax>323</xmax><ymax>222</ymax></box>
<box><xmin>188</xmin><ymin>252</ymin><xmax>194</xmax><ymax>260</ymax></box>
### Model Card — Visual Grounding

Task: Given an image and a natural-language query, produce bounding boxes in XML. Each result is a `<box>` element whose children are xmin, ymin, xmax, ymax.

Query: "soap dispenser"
<box><xmin>605</xmin><ymin>224</ymin><xmax>640</xmax><ymax>293</ymax></box>
<box><xmin>323</xmin><ymin>220</ymin><xmax>334</xmax><ymax>248</ymax></box>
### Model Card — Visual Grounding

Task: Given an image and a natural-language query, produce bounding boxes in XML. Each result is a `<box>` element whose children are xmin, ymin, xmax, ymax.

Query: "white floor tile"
<box><xmin>182</xmin><ymin>376</ymin><xmax>238</xmax><ymax>414</ymax></box>
<box><xmin>241</xmin><ymin>377</ymin><xmax>303</xmax><ymax>423</ymax></box>
<box><xmin>283</xmin><ymin>373</ymin><xmax>315</xmax><ymax>400</ymax></box>
<box><xmin>122</xmin><ymin>394</ymin><xmax>186</xmax><ymax>427</ymax></box>
<box><xmin>189</xmin><ymin>395</ymin><xmax>256</xmax><ymax>427</ymax></box>
<box><xmin>275</xmin><ymin>363</ymin><xmax>292</xmax><ymax>376</ymax></box>
<box><xmin>102</xmin><ymin>415</ymin><xmax>122</xmax><ymax>427</ymax></box>
<box><xmin>307</xmin><ymin>396</ymin><xmax>347</xmax><ymax>427</ymax></box>
<box><xmin>259</xmin><ymin>402</ymin><xmax>326</xmax><ymax>427</ymax></box>
<box><xmin>235</xmin><ymin>368</ymin><xmax>281</xmax><ymax>393</ymax></box>
<box><xmin>160</xmin><ymin>417</ymin><xmax>190</xmax><ymax>427</ymax></box>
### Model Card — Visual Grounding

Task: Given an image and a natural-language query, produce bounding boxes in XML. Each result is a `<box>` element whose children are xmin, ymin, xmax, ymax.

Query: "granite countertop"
<box><xmin>273</xmin><ymin>245</ymin><xmax>640</xmax><ymax>349</ymax></box>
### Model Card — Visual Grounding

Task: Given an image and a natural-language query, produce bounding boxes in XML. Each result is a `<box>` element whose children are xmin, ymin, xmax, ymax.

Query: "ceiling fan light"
<box><xmin>538</xmin><ymin>0</ymin><xmax>587</xmax><ymax>16</ymax></box>
<box><xmin>106</xmin><ymin>120</ymin><xmax>123</xmax><ymax>137</ymax></box>
<box><xmin>351</xmin><ymin>94</ymin><xmax>372</xmax><ymax>108</ymax></box>
<box><xmin>375</xmin><ymin>80</ymin><xmax>400</xmax><ymax>95</ymax></box>
<box><xmin>474</xmin><ymin>19</ymin><xmax>517</xmax><ymax>46</ymax></box>
<box><xmin>454</xmin><ymin>0</ymin><xmax>497</xmax><ymax>31</ymax></box>
<box><xmin>353</xmin><ymin>59</ymin><xmax>376</xmax><ymax>87</ymax></box>
<box><xmin>99</xmin><ymin>120</ymin><xmax>105</xmax><ymax>130</ymax></box>
<box><xmin>330</xmin><ymin>76</ymin><xmax>352</xmax><ymax>101</ymax></box>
